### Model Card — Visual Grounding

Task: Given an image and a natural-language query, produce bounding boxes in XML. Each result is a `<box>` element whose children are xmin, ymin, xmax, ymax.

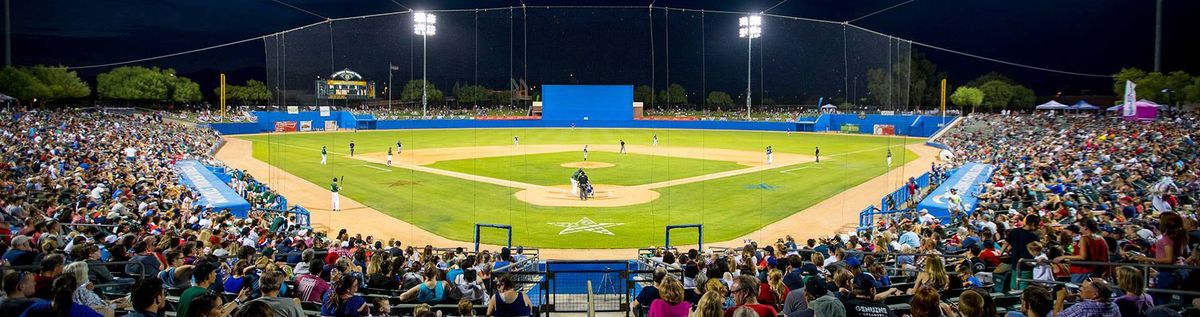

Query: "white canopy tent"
<box><xmin>1034</xmin><ymin>100</ymin><xmax>1069</xmax><ymax>110</ymax></box>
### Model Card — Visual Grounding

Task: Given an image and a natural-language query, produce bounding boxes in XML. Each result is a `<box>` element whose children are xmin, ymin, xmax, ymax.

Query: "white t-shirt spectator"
<box><xmin>124</xmin><ymin>147</ymin><xmax>136</xmax><ymax>158</ymax></box>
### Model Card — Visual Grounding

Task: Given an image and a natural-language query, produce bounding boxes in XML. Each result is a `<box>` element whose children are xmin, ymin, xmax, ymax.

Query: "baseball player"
<box><xmin>619</xmin><ymin>140</ymin><xmax>626</xmax><ymax>154</ymax></box>
<box><xmin>886</xmin><ymin>149</ymin><xmax>893</xmax><ymax>167</ymax></box>
<box><xmin>386</xmin><ymin>147</ymin><xmax>393</xmax><ymax>166</ymax></box>
<box><xmin>349</xmin><ymin>141</ymin><xmax>356</xmax><ymax>157</ymax></box>
<box><xmin>513</xmin><ymin>136</ymin><xmax>519</xmax><ymax>145</ymax></box>
<box><xmin>652</xmin><ymin>134</ymin><xmax>658</xmax><ymax>146</ymax></box>
<box><xmin>583</xmin><ymin>145</ymin><xmax>589</xmax><ymax>161</ymax></box>
<box><xmin>397</xmin><ymin>140</ymin><xmax>403</xmax><ymax>155</ymax></box>
<box><xmin>320</xmin><ymin>146</ymin><xmax>327</xmax><ymax>165</ymax></box>
<box><xmin>330</xmin><ymin>177</ymin><xmax>341</xmax><ymax>211</ymax></box>
<box><xmin>815</xmin><ymin>146</ymin><xmax>820</xmax><ymax>163</ymax></box>
<box><xmin>766</xmin><ymin>146</ymin><xmax>773</xmax><ymax>165</ymax></box>
<box><xmin>570</xmin><ymin>168</ymin><xmax>584</xmax><ymax>196</ymax></box>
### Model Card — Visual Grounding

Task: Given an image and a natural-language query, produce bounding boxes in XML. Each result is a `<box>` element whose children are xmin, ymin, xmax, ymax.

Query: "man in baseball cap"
<box><xmin>2</xmin><ymin>235</ymin><xmax>37</xmax><ymax>266</ymax></box>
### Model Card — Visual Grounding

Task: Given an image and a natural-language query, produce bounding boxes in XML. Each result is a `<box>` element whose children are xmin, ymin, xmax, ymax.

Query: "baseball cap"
<box><xmin>853</xmin><ymin>273</ymin><xmax>878</xmax><ymax>291</ymax></box>
<box><xmin>10</xmin><ymin>235</ymin><xmax>31</xmax><ymax>247</ymax></box>
<box><xmin>844</xmin><ymin>256</ymin><xmax>861</xmax><ymax>268</ymax></box>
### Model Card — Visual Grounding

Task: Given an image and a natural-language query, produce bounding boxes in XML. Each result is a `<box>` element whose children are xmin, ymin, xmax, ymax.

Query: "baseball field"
<box><xmin>232</xmin><ymin>128</ymin><xmax>922</xmax><ymax>249</ymax></box>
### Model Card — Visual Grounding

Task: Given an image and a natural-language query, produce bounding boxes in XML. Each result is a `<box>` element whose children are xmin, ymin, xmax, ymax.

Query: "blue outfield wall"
<box><xmin>208</xmin><ymin>111</ymin><xmax>952</xmax><ymax>137</ymax></box>
<box><xmin>810</xmin><ymin>114</ymin><xmax>955</xmax><ymax>137</ymax></box>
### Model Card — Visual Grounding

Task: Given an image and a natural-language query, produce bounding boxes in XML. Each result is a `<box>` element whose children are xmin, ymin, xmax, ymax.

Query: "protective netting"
<box><xmin>263</xmin><ymin>8</ymin><xmax>915</xmax><ymax>113</ymax></box>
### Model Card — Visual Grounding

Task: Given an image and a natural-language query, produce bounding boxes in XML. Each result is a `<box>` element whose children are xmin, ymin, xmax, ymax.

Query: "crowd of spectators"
<box><xmin>636</xmin><ymin>111</ymin><xmax>1200</xmax><ymax>317</ymax></box>
<box><xmin>4</xmin><ymin>106</ymin><xmax>1200</xmax><ymax>317</ymax></box>
<box><xmin>0</xmin><ymin>108</ymin><xmax>534</xmax><ymax>317</ymax></box>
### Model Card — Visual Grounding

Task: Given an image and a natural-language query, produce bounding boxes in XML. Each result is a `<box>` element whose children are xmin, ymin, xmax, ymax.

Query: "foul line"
<box><xmin>358</xmin><ymin>164</ymin><xmax>393</xmax><ymax>172</ymax></box>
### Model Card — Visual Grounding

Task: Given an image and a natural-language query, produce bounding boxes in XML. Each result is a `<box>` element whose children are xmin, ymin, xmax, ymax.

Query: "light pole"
<box><xmin>738</xmin><ymin>15</ymin><xmax>762</xmax><ymax>121</ymax></box>
<box><xmin>413</xmin><ymin>12</ymin><xmax>437</xmax><ymax>117</ymax></box>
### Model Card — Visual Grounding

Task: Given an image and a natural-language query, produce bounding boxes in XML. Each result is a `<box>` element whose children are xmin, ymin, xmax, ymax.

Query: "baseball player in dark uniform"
<box><xmin>577</xmin><ymin>172</ymin><xmax>590</xmax><ymax>201</ymax></box>
<box><xmin>349</xmin><ymin>141</ymin><xmax>356</xmax><ymax>157</ymax></box>
<box><xmin>620</xmin><ymin>140</ymin><xmax>626</xmax><ymax>154</ymax></box>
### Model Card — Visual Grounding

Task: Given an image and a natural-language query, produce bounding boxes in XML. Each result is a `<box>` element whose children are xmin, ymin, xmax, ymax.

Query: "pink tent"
<box><xmin>1106</xmin><ymin>100</ymin><xmax>1159</xmax><ymax>121</ymax></box>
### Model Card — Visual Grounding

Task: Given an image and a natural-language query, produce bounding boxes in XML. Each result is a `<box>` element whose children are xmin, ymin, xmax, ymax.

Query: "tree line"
<box><xmin>0</xmin><ymin>65</ymin><xmax>272</xmax><ymax>106</ymax></box>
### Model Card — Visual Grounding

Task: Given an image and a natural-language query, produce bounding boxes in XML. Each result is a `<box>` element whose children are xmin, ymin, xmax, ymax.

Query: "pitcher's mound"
<box><xmin>515</xmin><ymin>184</ymin><xmax>659</xmax><ymax>207</ymax></box>
<box><xmin>560</xmin><ymin>161</ymin><xmax>615</xmax><ymax>169</ymax></box>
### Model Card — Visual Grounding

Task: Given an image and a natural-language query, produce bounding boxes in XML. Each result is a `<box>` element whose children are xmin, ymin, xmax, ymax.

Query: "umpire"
<box><xmin>577</xmin><ymin>171</ymin><xmax>589</xmax><ymax>201</ymax></box>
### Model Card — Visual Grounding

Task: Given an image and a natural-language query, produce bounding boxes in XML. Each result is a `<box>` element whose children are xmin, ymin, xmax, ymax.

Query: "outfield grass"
<box><xmin>240</xmin><ymin>128</ymin><xmax>921</xmax><ymax>248</ymax></box>
<box><xmin>428</xmin><ymin>151</ymin><xmax>746</xmax><ymax>186</ymax></box>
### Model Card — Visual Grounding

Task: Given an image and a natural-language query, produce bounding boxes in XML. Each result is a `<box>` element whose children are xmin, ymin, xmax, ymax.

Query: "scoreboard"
<box><xmin>316</xmin><ymin>68</ymin><xmax>376</xmax><ymax>100</ymax></box>
<box><xmin>316</xmin><ymin>80</ymin><xmax>375</xmax><ymax>99</ymax></box>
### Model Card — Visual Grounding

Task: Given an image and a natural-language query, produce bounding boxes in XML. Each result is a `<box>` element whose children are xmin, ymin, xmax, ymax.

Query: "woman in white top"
<box><xmin>64</xmin><ymin>261</ymin><xmax>130</xmax><ymax>317</ymax></box>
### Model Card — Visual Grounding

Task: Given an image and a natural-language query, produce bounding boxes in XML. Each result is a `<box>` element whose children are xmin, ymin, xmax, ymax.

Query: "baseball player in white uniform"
<box><xmin>513</xmin><ymin>136</ymin><xmax>519</xmax><ymax>145</ymax></box>
<box><xmin>387</xmin><ymin>147</ymin><xmax>393</xmax><ymax>166</ymax></box>
<box><xmin>887</xmin><ymin>149</ymin><xmax>893</xmax><ymax>167</ymax></box>
<box><xmin>766</xmin><ymin>146</ymin><xmax>773</xmax><ymax>165</ymax></box>
<box><xmin>652</xmin><ymin>134</ymin><xmax>658</xmax><ymax>146</ymax></box>
<box><xmin>583</xmin><ymin>145</ymin><xmax>589</xmax><ymax>161</ymax></box>
<box><xmin>320</xmin><ymin>146</ymin><xmax>327</xmax><ymax>165</ymax></box>
<box><xmin>330</xmin><ymin>177</ymin><xmax>341</xmax><ymax>211</ymax></box>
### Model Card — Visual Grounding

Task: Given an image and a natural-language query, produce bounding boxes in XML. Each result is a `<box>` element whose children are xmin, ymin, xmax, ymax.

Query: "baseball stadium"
<box><xmin>3</xmin><ymin>1</ymin><xmax>1199</xmax><ymax>317</ymax></box>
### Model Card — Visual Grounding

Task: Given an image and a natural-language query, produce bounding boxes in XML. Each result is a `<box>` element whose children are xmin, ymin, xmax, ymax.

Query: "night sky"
<box><xmin>6</xmin><ymin>0</ymin><xmax>1199</xmax><ymax>103</ymax></box>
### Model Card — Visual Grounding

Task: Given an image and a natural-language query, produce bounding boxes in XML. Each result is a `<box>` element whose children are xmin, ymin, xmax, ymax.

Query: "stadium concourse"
<box><xmin>1</xmin><ymin>107</ymin><xmax>1199</xmax><ymax>317</ymax></box>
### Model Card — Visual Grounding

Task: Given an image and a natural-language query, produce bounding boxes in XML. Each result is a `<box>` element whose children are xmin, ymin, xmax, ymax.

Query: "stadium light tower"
<box><xmin>738</xmin><ymin>15</ymin><xmax>761</xmax><ymax>120</ymax></box>
<box><xmin>413</xmin><ymin>12</ymin><xmax>437</xmax><ymax>117</ymax></box>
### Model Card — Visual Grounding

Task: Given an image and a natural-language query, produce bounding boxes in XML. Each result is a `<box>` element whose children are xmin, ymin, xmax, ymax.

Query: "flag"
<box><xmin>1122</xmin><ymin>80</ymin><xmax>1137</xmax><ymax>117</ymax></box>
<box><xmin>389</xmin><ymin>64</ymin><xmax>399</xmax><ymax>71</ymax></box>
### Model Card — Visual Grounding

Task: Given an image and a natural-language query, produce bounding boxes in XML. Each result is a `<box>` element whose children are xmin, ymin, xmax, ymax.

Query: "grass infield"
<box><xmin>239</xmin><ymin>128</ymin><xmax>921</xmax><ymax>248</ymax></box>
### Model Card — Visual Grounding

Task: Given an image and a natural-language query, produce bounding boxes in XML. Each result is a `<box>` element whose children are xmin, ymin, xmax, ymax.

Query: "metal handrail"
<box><xmin>1015</xmin><ymin>258</ymin><xmax>1200</xmax><ymax>297</ymax></box>
<box><xmin>6</xmin><ymin>260</ymin><xmax>150</xmax><ymax>280</ymax></box>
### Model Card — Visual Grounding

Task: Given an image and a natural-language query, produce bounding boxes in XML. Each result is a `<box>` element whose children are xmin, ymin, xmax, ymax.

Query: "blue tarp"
<box><xmin>175</xmin><ymin>160</ymin><xmax>252</xmax><ymax>217</ymax></box>
<box><xmin>915</xmin><ymin>162</ymin><xmax>995</xmax><ymax>223</ymax></box>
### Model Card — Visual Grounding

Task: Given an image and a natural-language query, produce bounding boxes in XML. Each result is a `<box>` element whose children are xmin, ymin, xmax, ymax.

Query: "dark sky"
<box><xmin>6</xmin><ymin>0</ymin><xmax>1199</xmax><ymax>104</ymax></box>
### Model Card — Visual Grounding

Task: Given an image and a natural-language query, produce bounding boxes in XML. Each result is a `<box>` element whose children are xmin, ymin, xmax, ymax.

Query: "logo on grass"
<box><xmin>548</xmin><ymin>217</ymin><xmax>624</xmax><ymax>235</ymax></box>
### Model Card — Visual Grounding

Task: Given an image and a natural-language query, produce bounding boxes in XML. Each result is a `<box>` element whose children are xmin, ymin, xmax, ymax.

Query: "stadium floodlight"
<box><xmin>738</xmin><ymin>15</ymin><xmax>761</xmax><ymax>120</ymax></box>
<box><xmin>413</xmin><ymin>12</ymin><xmax>437</xmax><ymax>117</ymax></box>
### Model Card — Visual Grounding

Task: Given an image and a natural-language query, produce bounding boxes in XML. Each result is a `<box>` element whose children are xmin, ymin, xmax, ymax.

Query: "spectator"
<box><xmin>455</xmin><ymin>269</ymin><xmax>487</xmax><ymax>303</ymax></box>
<box><xmin>1007</xmin><ymin>285</ymin><xmax>1053</xmax><ymax>317</ymax></box>
<box><xmin>724</xmin><ymin>275</ymin><xmax>777</xmax><ymax>317</ymax></box>
<box><xmin>804</xmin><ymin>276</ymin><xmax>844</xmax><ymax>317</ymax></box>
<box><xmin>1113</xmin><ymin>266</ymin><xmax>1153</xmax><ymax>317</ymax></box>
<box><xmin>957</xmin><ymin>290</ymin><xmax>984</xmax><ymax>317</ymax></box>
<box><xmin>179</xmin><ymin>262</ymin><xmax>246</xmax><ymax>317</ymax></box>
<box><xmin>234</xmin><ymin>301</ymin><xmax>274</xmax><ymax>317</ymax></box>
<box><xmin>486</xmin><ymin>274</ymin><xmax>531</xmax><ymax>317</ymax></box>
<box><xmin>0</xmin><ymin>270</ymin><xmax>43</xmax><ymax>316</ymax></box>
<box><xmin>633</xmin><ymin>267</ymin><xmax>667</xmax><ymax>310</ymax></box>
<box><xmin>19</xmin><ymin>274</ymin><xmax>103</xmax><ymax>317</ymax></box>
<box><xmin>187</xmin><ymin>294</ymin><xmax>229</xmax><ymax>317</ymax></box>
<box><xmin>1053</xmin><ymin>220</ymin><xmax>1109</xmax><ymax>283</ymax></box>
<box><xmin>121</xmin><ymin>278</ymin><xmax>165</xmax><ymax>317</ymax></box>
<box><xmin>649</xmin><ymin>276</ymin><xmax>691</xmax><ymax>317</ymax></box>
<box><xmin>125</xmin><ymin>242</ymin><xmax>161</xmax><ymax>278</ymax></box>
<box><xmin>694</xmin><ymin>291</ymin><xmax>727</xmax><ymax>317</ymax></box>
<box><xmin>456</xmin><ymin>298</ymin><xmax>474</xmax><ymax>317</ymax></box>
<box><xmin>757</xmin><ymin>269</ymin><xmax>788</xmax><ymax>309</ymax></box>
<box><xmin>3</xmin><ymin>235</ymin><xmax>38</xmax><ymax>266</ymax></box>
<box><xmin>243</xmin><ymin>271</ymin><xmax>305</xmax><ymax>317</ymax></box>
<box><xmin>1052</xmin><ymin>277</ymin><xmax>1119</xmax><ymax>317</ymax></box>
<box><xmin>1128</xmin><ymin>211</ymin><xmax>1190</xmax><ymax>304</ymax></box>
<box><xmin>908</xmin><ymin>286</ymin><xmax>953</xmax><ymax>317</ymax></box>
<box><xmin>399</xmin><ymin>266</ymin><xmax>451</xmax><ymax>303</ymax></box>
<box><xmin>294</xmin><ymin>258</ymin><xmax>330</xmax><ymax>303</ymax></box>
<box><xmin>841</xmin><ymin>274</ymin><xmax>894</xmax><ymax>317</ymax></box>
<box><xmin>322</xmin><ymin>275</ymin><xmax>367</xmax><ymax>317</ymax></box>
<box><xmin>64</xmin><ymin>262</ymin><xmax>128</xmax><ymax>316</ymax></box>
<box><xmin>908</xmin><ymin>256</ymin><xmax>948</xmax><ymax>294</ymax></box>
<box><xmin>34</xmin><ymin>253</ymin><xmax>65</xmax><ymax>300</ymax></box>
